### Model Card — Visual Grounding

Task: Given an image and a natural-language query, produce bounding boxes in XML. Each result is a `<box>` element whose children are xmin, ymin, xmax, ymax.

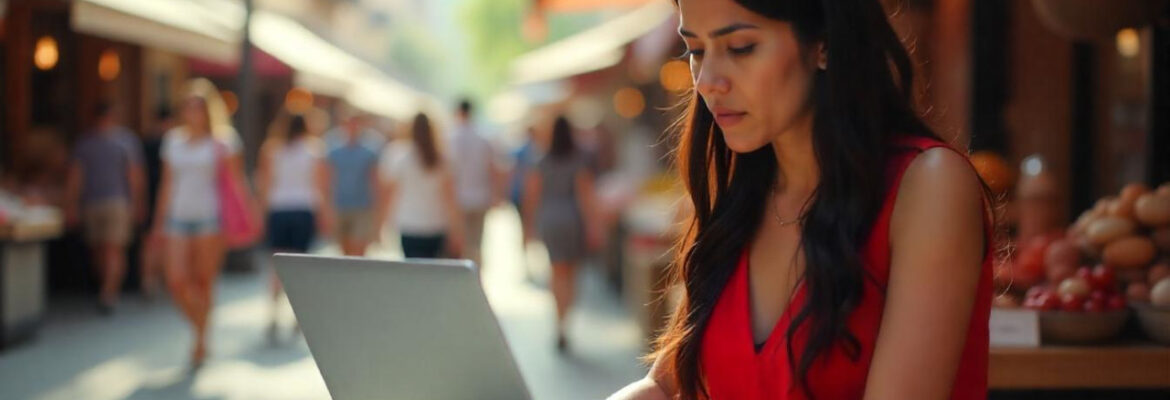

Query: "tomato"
<box><xmin>1083</xmin><ymin>298</ymin><xmax>1105</xmax><ymax>313</ymax></box>
<box><xmin>1075</xmin><ymin>266</ymin><xmax>1093</xmax><ymax>282</ymax></box>
<box><xmin>1089</xmin><ymin>290</ymin><xmax>1108</xmax><ymax>303</ymax></box>
<box><xmin>1038</xmin><ymin>294</ymin><xmax>1061</xmax><ymax>311</ymax></box>
<box><xmin>1026</xmin><ymin>286</ymin><xmax>1050</xmax><ymax>300</ymax></box>
<box><xmin>1090</xmin><ymin>265</ymin><xmax>1117</xmax><ymax>292</ymax></box>
<box><xmin>1060</xmin><ymin>293</ymin><xmax>1085</xmax><ymax>312</ymax></box>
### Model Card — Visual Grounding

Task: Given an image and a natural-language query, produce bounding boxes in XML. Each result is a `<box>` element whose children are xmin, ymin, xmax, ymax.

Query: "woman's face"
<box><xmin>678</xmin><ymin>0</ymin><xmax>822</xmax><ymax>153</ymax></box>
<box><xmin>181</xmin><ymin>97</ymin><xmax>210</xmax><ymax>134</ymax></box>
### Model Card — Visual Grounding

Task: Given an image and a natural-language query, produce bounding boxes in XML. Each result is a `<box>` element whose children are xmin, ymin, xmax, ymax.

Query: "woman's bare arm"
<box><xmin>863</xmin><ymin>148</ymin><xmax>985</xmax><ymax>400</ymax></box>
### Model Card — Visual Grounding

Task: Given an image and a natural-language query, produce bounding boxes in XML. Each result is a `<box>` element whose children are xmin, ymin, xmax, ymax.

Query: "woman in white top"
<box><xmin>379</xmin><ymin>113</ymin><xmax>464</xmax><ymax>259</ymax></box>
<box><xmin>256</xmin><ymin>113</ymin><xmax>331</xmax><ymax>341</ymax></box>
<box><xmin>150</xmin><ymin>79</ymin><xmax>249</xmax><ymax>369</ymax></box>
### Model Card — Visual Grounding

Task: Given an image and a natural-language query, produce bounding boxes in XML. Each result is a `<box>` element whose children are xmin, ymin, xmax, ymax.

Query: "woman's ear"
<box><xmin>816</xmin><ymin>42</ymin><xmax>828</xmax><ymax>70</ymax></box>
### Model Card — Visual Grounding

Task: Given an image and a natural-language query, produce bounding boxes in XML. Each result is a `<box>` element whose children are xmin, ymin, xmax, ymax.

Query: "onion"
<box><xmin>1134</xmin><ymin>193</ymin><xmax>1170</xmax><ymax>227</ymax></box>
<box><xmin>1085</xmin><ymin>217</ymin><xmax>1136</xmax><ymax>246</ymax></box>
<box><xmin>1058</xmin><ymin>277</ymin><xmax>1092</xmax><ymax>297</ymax></box>
<box><xmin>1102</xmin><ymin>236</ymin><xmax>1157</xmax><ymax>269</ymax></box>
<box><xmin>1152</xmin><ymin>278</ymin><xmax>1170</xmax><ymax>308</ymax></box>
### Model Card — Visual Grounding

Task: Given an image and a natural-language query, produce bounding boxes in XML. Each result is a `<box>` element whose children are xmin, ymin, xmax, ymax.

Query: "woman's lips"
<box><xmin>713</xmin><ymin>110</ymin><xmax>746</xmax><ymax>128</ymax></box>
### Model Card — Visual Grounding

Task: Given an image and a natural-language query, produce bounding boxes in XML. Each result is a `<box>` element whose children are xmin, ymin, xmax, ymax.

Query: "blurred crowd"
<box><xmin>54</xmin><ymin>77</ymin><xmax>610</xmax><ymax>370</ymax></box>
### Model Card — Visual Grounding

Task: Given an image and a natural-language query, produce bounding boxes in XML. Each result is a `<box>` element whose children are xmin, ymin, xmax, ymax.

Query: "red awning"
<box><xmin>187</xmin><ymin>47</ymin><xmax>292</xmax><ymax>78</ymax></box>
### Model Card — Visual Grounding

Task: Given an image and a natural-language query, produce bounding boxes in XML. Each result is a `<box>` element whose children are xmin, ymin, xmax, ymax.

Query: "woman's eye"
<box><xmin>729</xmin><ymin>44</ymin><xmax>756</xmax><ymax>55</ymax></box>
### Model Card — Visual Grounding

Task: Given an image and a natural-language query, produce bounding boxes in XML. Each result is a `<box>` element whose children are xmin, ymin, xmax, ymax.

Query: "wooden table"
<box><xmin>990</xmin><ymin>345</ymin><xmax>1170</xmax><ymax>389</ymax></box>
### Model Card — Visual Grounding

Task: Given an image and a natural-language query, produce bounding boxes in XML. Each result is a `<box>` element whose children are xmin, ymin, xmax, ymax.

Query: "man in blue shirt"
<box><xmin>325</xmin><ymin>114</ymin><xmax>382</xmax><ymax>256</ymax></box>
<box><xmin>64</xmin><ymin>102</ymin><xmax>145</xmax><ymax>314</ymax></box>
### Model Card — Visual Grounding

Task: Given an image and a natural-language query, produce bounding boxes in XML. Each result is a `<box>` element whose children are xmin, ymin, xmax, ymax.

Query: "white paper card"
<box><xmin>989</xmin><ymin>308</ymin><xmax>1040</xmax><ymax>348</ymax></box>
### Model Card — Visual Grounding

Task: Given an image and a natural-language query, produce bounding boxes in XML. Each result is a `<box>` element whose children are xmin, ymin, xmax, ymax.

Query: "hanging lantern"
<box><xmin>285</xmin><ymin>87</ymin><xmax>314</xmax><ymax>114</ymax></box>
<box><xmin>98</xmin><ymin>49</ymin><xmax>122</xmax><ymax>81</ymax></box>
<box><xmin>613</xmin><ymin>87</ymin><xmax>645</xmax><ymax>119</ymax></box>
<box><xmin>34</xmin><ymin>36</ymin><xmax>59</xmax><ymax>71</ymax></box>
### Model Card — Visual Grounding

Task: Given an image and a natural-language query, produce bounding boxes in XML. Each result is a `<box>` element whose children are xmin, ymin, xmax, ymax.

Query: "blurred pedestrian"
<box><xmin>380</xmin><ymin>113</ymin><xmax>464</xmax><ymax>259</ymax></box>
<box><xmin>523</xmin><ymin>116</ymin><xmax>601</xmax><ymax>352</ymax></box>
<box><xmin>449</xmin><ymin>99</ymin><xmax>499</xmax><ymax>268</ymax></box>
<box><xmin>139</xmin><ymin>107</ymin><xmax>175</xmax><ymax>299</ymax></box>
<box><xmin>509</xmin><ymin>127</ymin><xmax>541</xmax><ymax>213</ymax></box>
<box><xmin>257</xmin><ymin>113</ymin><xmax>331</xmax><ymax>341</ymax></box>
<box><xmin>325</xmin><ymin>114</ymin><xmax>381</xmax><ymax>256</ymax></box>
<box><xmin>151</xmin><ymin>79</ymin><xmax>249</xmax><ymax>369</ymax></box>
<box><xmin>324</xmin><ymin>107</ymin><xmax>384</xmax><ymax>151</ymax></box>
<box><xmin>64</xmin><ymin>101</ymin><xmax>146</xmax><ymax>313</ymax></box>
<box><xmin>509</xmin><ymin>126</ymin><xmax>542</xmax><ymax>282</ymax></box>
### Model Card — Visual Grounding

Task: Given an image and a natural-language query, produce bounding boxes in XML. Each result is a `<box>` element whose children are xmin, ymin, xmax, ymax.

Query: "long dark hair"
<box><xmin>653</xmin><ymin>1</ymin><xmax>940</xmax><ymax>398</ymax></box>
<box><xmin>548</xmin><ymin>116</ymin><xmax>576</xmax><ymax>160</ymax></box>
<box><xmin>411</xmin><ymin>113</ymin><xmax>441</xmax><ymax>170</ymax></box>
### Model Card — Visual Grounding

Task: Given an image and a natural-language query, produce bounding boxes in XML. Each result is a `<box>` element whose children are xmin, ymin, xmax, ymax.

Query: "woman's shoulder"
<box><xmin>901</xmin><ymin>147</ymin><xmax>979</xmax><ymax>190</ymax></box>
<box><xmin>891</xmin><ymin>144</ymin><xmax>985</xmax><ymax>240</ymax></box>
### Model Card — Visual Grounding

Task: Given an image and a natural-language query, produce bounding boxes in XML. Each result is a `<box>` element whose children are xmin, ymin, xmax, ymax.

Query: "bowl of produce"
<box><xmin>1025</xmin><ymin>266</ymin><xmax>1130</xmax><ymax>344</ymax></box>
<box><xmin>1129</xmin><ymin>277</ymin><xmax>1170</xmax><ymax>344</ymax></box>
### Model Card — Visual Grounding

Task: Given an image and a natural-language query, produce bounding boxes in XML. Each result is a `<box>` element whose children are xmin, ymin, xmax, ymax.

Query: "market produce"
<box><xmin>1152</xmin><ymin>278</ymin><xmax>1170</xmax><ymax>308</ymax></box>
<box><xmin>1134</xmin><ymin>192</ymin><xmax>1170</xmax><ymax>227</ymax></box>
<box><xmin>1102</xmin><ymin>236</ymin><xmax>1157</xmax><ymax>269</ymax></box>
<box><xmin>1085</xmin><ymin>217</ymin><xmax>1136</xmax><ymax>246</ymax></box>
<box><xmin>1128</xmin><ymin>282</ymin><xmax>1152</xmax><ymax>303</ymax></box>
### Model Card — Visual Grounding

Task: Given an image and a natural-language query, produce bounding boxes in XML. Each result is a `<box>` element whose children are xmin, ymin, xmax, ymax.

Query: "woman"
<box><xmin>379</xmin><ymin>113</ymin><xmax>464</xmax><ymax>259</ymax></box>
<box><xmin>522</xmin><ymin>116</ymin><xmax>600</xmax><ymax>352</ymax></box>
<box><xmin>256</xmin><ymin>113</ymin><xmax>331</xmax><ymax>340</ymax></box>
<box><xmin>151</xmin><ymin>79</ymin><xmax>251</xmax><ymax>369</ymax></box>
<box><xmin>611</xmin><ymin>0</ymin><xmax>992</xmax><ymax>399</ymax></box>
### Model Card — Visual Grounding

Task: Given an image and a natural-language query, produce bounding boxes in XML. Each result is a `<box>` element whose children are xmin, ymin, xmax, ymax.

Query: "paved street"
<box><xmin>0</xmin><ymin>208</ymin><xmax>647</xmax><ymax>400</ymax></box>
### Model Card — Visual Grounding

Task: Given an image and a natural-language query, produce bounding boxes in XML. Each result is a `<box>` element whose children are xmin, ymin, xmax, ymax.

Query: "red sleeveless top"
<box><xmin>699</xmin><ymin>136</ymin><xmax>992</xmax><ymax>399</ymax></box>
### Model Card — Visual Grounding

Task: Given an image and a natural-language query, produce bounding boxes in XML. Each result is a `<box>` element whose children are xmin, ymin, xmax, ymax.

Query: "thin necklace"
<box><xmin>771</xmin><ymin>185</ymin><xmax>805</xmax><ymax>227</ymax></box>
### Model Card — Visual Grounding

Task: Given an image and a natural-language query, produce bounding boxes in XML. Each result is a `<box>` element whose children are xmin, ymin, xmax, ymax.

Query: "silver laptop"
<box><xmin>273</xmin><ymin>254</ymin><xmax>532</xmax><ymax>400</ymax></box>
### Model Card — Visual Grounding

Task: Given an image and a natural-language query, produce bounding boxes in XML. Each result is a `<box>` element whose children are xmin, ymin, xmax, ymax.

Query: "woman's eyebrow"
<box><xmin>679</xmin><ymin>23</ymin><xmax>760</xmax><ymax>38</ymax></box>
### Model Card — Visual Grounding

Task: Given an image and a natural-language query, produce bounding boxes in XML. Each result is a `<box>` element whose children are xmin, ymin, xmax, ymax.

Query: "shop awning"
<box><xmin>253</xmin><ymin>12</ymin><xmax>434</xmax><ymax>120</ymax></box>
<box><xmin>510</xmin><ymin>1</ymin><xmax>674</xmax><ymax>85</ymax></box>
<box><xmin>74</xmin><ymin>0</ymin><xmax>432</xmax><ymax>121</ymax></box>
<box><xmin>71</xmin><ymin>0</ymin><xmax>239</xmax><ymax>63</ymax></box>
<box><xmin>193</xmin><ymin>0</ymin><xmax>432</xmax><ymax>120</ymax></box>
<box><xmin>249</xmin><ymin>11</ymin><xmax>372</xmax><ymax>98</ymax></box>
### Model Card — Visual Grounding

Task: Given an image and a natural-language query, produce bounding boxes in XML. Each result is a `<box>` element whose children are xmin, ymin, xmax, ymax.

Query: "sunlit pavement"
<box><xmin>0</xmin><ymin>208</ymin><xmax>647</xmax><ymax>400</ymax></box>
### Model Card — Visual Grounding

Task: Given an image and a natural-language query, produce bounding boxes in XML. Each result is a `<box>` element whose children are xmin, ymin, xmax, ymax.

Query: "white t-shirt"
<box><xmin>162</xmin><ymin>128</ymin><xmax>238</xmax><ymax>221</ymax></box>
<box><xmin>380</xmin><ymin>144</ymin><xmax>447</xmax><ymax>235</ymax></box>
<box><xmin>449</xmin><ymin>124</ymin><xmax>494</xmax><ymax>210</ymax></box>
<box><xmin>267</xmin><ymin>139</ymin><xmax>320</xmax><ymax>211</ymax></box>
